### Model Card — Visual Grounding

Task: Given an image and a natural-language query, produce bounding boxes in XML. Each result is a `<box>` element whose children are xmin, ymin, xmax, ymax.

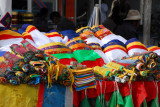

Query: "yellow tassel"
<box><xmin>117</xmin><ymin>104</ymin><xmax>119</xmax><ymax>107</ymax></box>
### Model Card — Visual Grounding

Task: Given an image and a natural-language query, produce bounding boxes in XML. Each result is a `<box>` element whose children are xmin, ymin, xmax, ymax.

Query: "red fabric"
<box><xmin>37</xmin><ymin>83</ymin><xmax>45</xmax><ymax>107</ymax></box>
<box><xmin>73</xmin><ymin>87</ymin><xmax>85</xmax><ymax>107</ymax></box>
<box><xmin>96</xmin><ymin>80</ymin><xmax>116</xmax><ymax>95</ymax></box>
<box><xmin>105</xmin><ymin>92</ymin><xmax>113</xmax><ymax>101</ymax></box>
<box><xmin>46</xmin><ymin>34</ymin><xmax>61</xmax><ymax>38</ymax></box>
<box><xmin>118</xmin><ymin>82</ymin><xmax>130</xmax><ymax>97</ymax></box>
<box><xmin>112</xmin><ymin>61</ymin><xmax>131</xmax><ymax>67</ymax></box>
<box><xmin>23</xmin><ymin>34</ymin><xmax>34</xmax><ymax>41</ymax></box>
<box><xmin>103</xmin><ymin>47</ymin><xmax>127</xmax><ymax>54</ymax></box>
<box><xmin>149</xmin><ymin>47</ymin><xmax>160</xmax><ymax>52</ymax></box>
<box><xmin>81</xmin><ymin>58</ymin><xmax>105</xmax><ymax>68</ymax></box>
<box><xmin>158</xmin><ymin>82</ymin><xmax>160</xmax><ymax>103</ymax></box>
<box><xmin>127</xmin><ymin>45</ymin><xmax>148</xmax><ymax>51</ymax></box>
<box><xmin>0</xmin><ymin>34</ymin><xmax>22</xmax><ymax>40</ymax></box>
<box><xmin>59</xmin><ymin>58</ymin><xmax>78</xmax><ymax>65</ymax></box>
<box><xmin>144</xmin><ymin>81</ymin><xmax>157</xmax><ymax>102</ymax></box>
<box><xmin>27</xmin><ymin>26</ymin><xmax>37</xmax><ymax>33</ymax></box>
<box><xmin>131</xmin><ymin>81</ymin><xmax>147</xmax><ymax>107</ymax></box>
<box><xmin>87</xmin><ymin>88</ymin><xmax>98</xmax><ymax>98</ymax></box>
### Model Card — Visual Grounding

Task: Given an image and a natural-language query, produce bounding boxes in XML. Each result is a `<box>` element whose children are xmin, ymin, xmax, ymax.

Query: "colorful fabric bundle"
<box><xmin>21</xmin><ymin>40</ymin><xmax>40</xmax><ymax>52</ymax></box>
<box><xmin>77</xmin><ymin>27</ymin><xmax>109</xmax><ymax>63</ymax></box>
<box><xmin>76</xmin><ymin>26</ymin><xmax>90</xmax><ymax>34</ymax></box>
<box><xmin>66</xmin><ymin>38</ymin><xmax>105</xmax><ymax>67</ymax></box>
<box><xmin>60</xmin><ymin>30</ymin><xmax>79</xmax><ymax>41</ymax></box>
<box><xmin>101</xmin><ymin>34</ymin><xmax>127</xmax><ymax>47</ymax></box>
<box><xmin>147</xmin><ymin>45</ymin><xmax>160</xmax><ymax>55</ymax></box>
<box><xmin>0</xmin><ymin>30</ymin><xmax>24</xmax><ymax>52</ymax></box>
<box><xmin>10</xmin><ymin>44</ymin><xmax>28</xmax><ymax>56</ymax></box>
<box><xmin>73</xmin><ymin>68</ymin><xmax>96</xmax><ymax>91</ymax></box>
<box><xmin>91</xmin><ymin>25</ymin><xmax>113</xmax><ymax>40</ymax></box>
<box><xmin>102</xmin><ymin>40</ymin><xmax>129</xmax><ymax>62</ymax></box>
<box><xmin>0</xmin><ymin>51</ymin><xmax>6</xmax><ymax>62</ymax></box>
<box><xmin>3</xmin><ymin>52</ymin><xmax>21</xmax><ymax>66</ymax></box>
<box><xmin>126</xmin><ymin>38</ymin><xmax>148</xmax><ymax>56</ymax></box>
<box><xmin>38</xmin><ymin>42</ymin><xmax>77</xmax><ymax>65</ymax></box>
<box><xmin>22</xmin><ymin>24</ymin><xmax>52</xmax><ymax>47</ymax></box>
<box><xmin>45</xmin><ymin>31</ymin><xmax>63</xmax><ymax>43</ymax></box>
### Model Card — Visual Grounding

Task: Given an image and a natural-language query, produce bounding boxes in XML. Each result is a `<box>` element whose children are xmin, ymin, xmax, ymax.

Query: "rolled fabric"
<box><xmin>91</xmin><ymin>25</ymin><xmax>113</xmax><ymax>40</ymax></box>
<box><xmin>76</xmin><ymin>26</ymin><xmax>90</xmax><ymax>34</ymax></box>
<box><xmin>66</xmin><ymin>38</ymin><xmax>105</xmax><ymax>67</ymax></box>
<box><xmin>0</xmin><ymin>30</ymin><xmax>24</xmax><ymax>50</ymax></box>
<box><xmin>135</xmin><ymin>62</ymin><xmax>146</xmax><ymax>71</ymax></box>
<box><xmin>45</xmin><ymin>31</ymin><xmax>63</xmax><ymax>43</ymax></box>
<box><xmin>101</xmin><ymin>34</ymin><xmax>127</xmax><ymax>47</ymax></box>
<box><xmin>147</xmin><ymin>45</ymin><xmax>160</xmax><ymax>56</ymax></box>
<box><xmin>38</xmin><ymin>42</ymin><xmax>77</xmax><ymax>65</ymax></box>
<box><xmin>21</xmin><ymin>40</ymin><xmax>39</xmax><ymax>52</ymax></box>
<box><xmin>146</xmin><ymin>59</ymin><xmax>156</xmax><ymax>69</ymax></box>
<box><xmin>88</xmin><ymin>43</ymin><xmax>109</xmax><ymax>63</ymax></box>
<box><xmin>22</xmin><ymin>24</ymin><xmax>52</xmax><ymax>47</ymax></box>
<box><xmin>93</xmin><ymin>66</ymin><xmax>113</xmax><ymax>77</ymax></box>
<box><xmin>103</xmin><ymin>40</ymin><xmax>128</xmax><ymax>62</ymax></box>
<box><xmin>126</xmin><ymin>38</ymin><xmax>148</xmax><ymax>56</ymax></box>
<box><xmin>59</xmin><ymin>30</ymin><xmax>79</xmax><ymax>41</ymax></box>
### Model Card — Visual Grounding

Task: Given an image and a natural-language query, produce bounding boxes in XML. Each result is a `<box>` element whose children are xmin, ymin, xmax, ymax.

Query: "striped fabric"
<box><xmin>22</xmin><ymin>24</ymin><xmax>51</xmax><ymax>47</ymax></box>
<box><xmin>91</xmin><ymin>25</ymin><xmax>113</xmax><ymax>40</ymax></box>
<box><xmin>0</xmin><ymin>30</ymin><xmax>24</xmax><ymax>51</ymax></box>
<box><xmin>45</xmin><ymin>32</ymin><xmax>63</xmax><ymax>43</ymax></box>
<box><xmin>147</xmin><ymin>45</ymin><xmax>160</xmax><ymax>55</ymax></box>
<box><xmin>73</xmin><ymin>68</ymin><xmax>96</xmax><ymax>91</ymax></box>
<box><xmin>103</xmin><ymin>40</ymin><xmax>129</xmax><ymax>62</ymax></box>
<box><xmin>126</xmin><ymin>38</ymin><xmax>148</xmax><ymax>56</ymax></box>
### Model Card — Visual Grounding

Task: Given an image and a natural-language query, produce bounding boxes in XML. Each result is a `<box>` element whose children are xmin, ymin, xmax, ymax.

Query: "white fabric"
<box><xmin>29</xmin><ymin>29</ymin><xmax>52</xmax><ymax>47</ymax></box>
<box><xmin>25</xmin><ymin>39</ymin><xmax>38</xmax><ymax>48</ymax></box>
<box><xmin>104</xmin><ymin>49</ymin><xmax>129</xmax><ymax>62</ymax></box>
<box><xmin>127</xmin><ymin>48</ymin><xmax>148</xmax><ymax>56</ymax></box>
<box><xmin>49</xmin><ymin>37</ymin><xmax>63</xmax><ymax>43</ymax></box>
<box><xmin>85</xmin><ymin>37</ymin><xmax>102</xmax><ymax>46</ymax></box>
<box><xmin>101</xmin><ymin>34</ymin><xmax>127</xmax><ymax>46</ymax></box>
<box><xmin>62</xmin><ymin>36</ymin><xmax>68</xmax><ymax>44</ymax></box>
<box><xmin>151</xmin><ymin>50</ymin><xmax>160</xmax><ymax>56</ymax></box>
<box><xmin>0</xmin><ymin>0</ymin><xmax>12</xmax><ymax>27</ymax></box>
<box><xmin>94</xmin><ymin>50</ymin><xmax>109</xmax><ymax>63</ymax></box>
<box><xmin>0</xmin><ymin>38</ymin><xmax>24</xmax><ymax>47</ymax></box>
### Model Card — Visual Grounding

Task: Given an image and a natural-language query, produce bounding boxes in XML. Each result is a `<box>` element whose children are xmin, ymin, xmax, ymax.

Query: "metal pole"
<box><xmin>27</xmin><ymin>0</ymin><xmax>32</xmax><ymax>12</ymax></box>
<box><xmin>55</xmin><ymin>0</ymin><xmax>58</xmax><ymax>11</ymax></box>
<box><xmin>140</xmin><ymin>0</ymin><xmax>144</xmax><ymax>25</ymax></box>
<box><xmin>143</xmin><ymin>0</ymin><xmax>152</xmax><ymax>45</ymax></box>
<box><xmin>62</xmin><ymin>0</ymin><xmax>66</xmax><ymax>17</ymax></box>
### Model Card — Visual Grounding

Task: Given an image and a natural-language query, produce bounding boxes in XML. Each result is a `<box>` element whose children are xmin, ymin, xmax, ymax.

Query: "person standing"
<box><xmin>50</xmin><ymin>11</ymin><xmax>76</xmax><ymax>31</ymax></box>
<box><xmin>115</xmin><ymin>10</ymin><xmax>141</xmax><ymax>40</ymax></box>
<box><xmin>101</xmin><ymin>0</ymin><xmax>108</xmax><ymax>23</ymax></box>
<box><xmin>102</xmin><ymin>0</ymin><xmax>130</xmax><ymax>32</ymax></box>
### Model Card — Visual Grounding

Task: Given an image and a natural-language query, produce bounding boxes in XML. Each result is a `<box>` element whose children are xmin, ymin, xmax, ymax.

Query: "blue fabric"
<box><xmin>0</xmin><ymin>51</ymin><xmax>6</xmax><ymax>57</ymax></box>
<box><xmin>18</xmin><ymin>28</ymin><xmax>25</xmax><ymax>34</ymax></box>
<box><xmin>0</xmin><ymin>27</ymin><xmax>7</xmax><ymax>31</ymax></box>
<box><xmin>102</xmin><ymin>39</ymin><xmax>126</xmax><ymax>49</ymax></box>
<box><xmin>48</xmin><ymin>29</ymin><xmax>57</xmax><ymax>33</ymax></box>
<box><xmin>147</xmin><ymin>45</ymin><xmax>154</xmax><ymax>48</ymax></box>
<box><xmin>42</xmin><ymin>83</ymin><xmax>66</xmax><ymax>107</ymax></box>
<box><xmin>22</xmin><ymin>24</ymin><xmax>30</xmax><ymax>30</ymax></box>
<box><xmin>125</xmin><ymin>38</ymin><xmax>139</xmax><ymax>45</ymax></box>
<box><xmin>60</xmin><ymin>30</ymin><xmax>79</xmax><ymax>39</ymax></box>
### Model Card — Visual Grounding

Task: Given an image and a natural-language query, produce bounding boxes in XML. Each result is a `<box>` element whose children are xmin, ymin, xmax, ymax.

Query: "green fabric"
<box><xmin>108</xmin><ymin>91</ymin><xmax>116</xmax><ymax>107</ymax></box>
<box><xmin>121</xmin><ymin>95</ymin><xmax>134</xmax><ymax>107</ymax></box>
<box><xmin>117</xmin><ymin>90</ymin><xmax>124</xmax><ymax>106</ymax></box>
<box><xmin>95</xmin><ymin>96</ymin><xmax>102</xmax><ymax>107</ymax></box>
<box><xmin>51</xmin><ymin>53</ymin><xmax>75</xmax><ymax>59</ymax></box>
<box><xmin>100</xmin><ymin>94</ymin><xmax>105</xmax><ymax>107</ymax></box>
<box><xmin>80</xmin><ymin>96</ymin><xmax>91</xmax><ymax>107</ymax></box>
<box><xmin>73</xmin><ymin>50</ymin><xmax>101</xmax><ymax>63</ymax></box>
<box><xmin>140</xmin><ymin>99</ymin><xmax>147</xmax><ymax>107</ymax></box>
<box><xmin>151</xmin><ymin>95</ymin><xmax>159</xmax><ymax>107</ymax></box>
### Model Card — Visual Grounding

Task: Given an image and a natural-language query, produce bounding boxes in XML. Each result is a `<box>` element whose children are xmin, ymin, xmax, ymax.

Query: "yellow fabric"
<box><xmin>26</xmin><ymin>25</ymin><xmax>35</xmax><ymax>32</ymax></box>
<box><xmin>126</xmin><ymin>41</ymin><xmax>146</xmax><ymax>49</ymax></box>
<box><xmin>147</xmin><ymin>46</ymin><xmax>159</xmax><ymax>51</ymax></box>
<box><xmin>44</xmin><ymin>48</ymin><xmax>71</xmax><ymax>53</ymax></box>
<box><xmin>103</xmin><ymin>45</ymin><xmax>127</xmax><ymax>52</ymax></box>
<box><xmin>76</xmin><ymin>26</ymin><xmax>90</xmax><ymax>33</ymax></box>
<box><xmin>70</xmin><ymin>43</ymin><xmax>89</xmax><ymax>49</ymax></box>
<box><xmin>65</xmin><ymin>38</ymin><xmax>82</xmax><ymax>46</ymax></box>
<box><xmin>0</xmin><ymin>57</ymin><xmax>4</xmax><ymax>62</ymax></box>
<box><xmin>94</xmin><ymin>66</ymin><xmax>112</xmax><ymax>77</ymax></box>
<box><xmin>0</xmin><ymin>84</ymin><xmax>39</xmax><ymax>107</ymax></box>
<box><xmin>0</xmin><ymin>30</ymin><xmax>22</xmax><ymax>37</ymax></box>
<box><xmin>38</xmin><ymin>42</ymin><xmax>65</xmax><ymax>49</ymax></box>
